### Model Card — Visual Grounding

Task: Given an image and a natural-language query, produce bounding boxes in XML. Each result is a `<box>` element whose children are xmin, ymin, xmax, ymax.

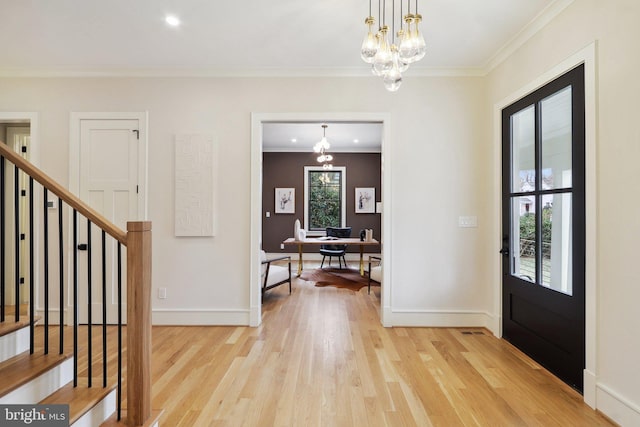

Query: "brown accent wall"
<box><xmin>262</xmin><ymin>152</ymin><xmax>381</xmax><ymax>253</ymax></box>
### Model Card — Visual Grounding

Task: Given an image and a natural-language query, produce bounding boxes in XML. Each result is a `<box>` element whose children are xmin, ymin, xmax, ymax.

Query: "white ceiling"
<box><xmin>0</xmin><ymin>0</ymin><xmax>568</xmax><ymax>76</ymax></box>
<box><xmin>0</xmin><ymin>0</ymin><xmax>570</xmax><ymax>151</ymax></box>
<box><xmin>263</xmin><ymin>122</ymin><xmax>383</xmax><ymax>152</ymax></box>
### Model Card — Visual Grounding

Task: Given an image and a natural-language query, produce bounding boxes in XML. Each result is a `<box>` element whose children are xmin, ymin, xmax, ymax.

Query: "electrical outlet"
<box><xmin>280</xmin><ymin>243</ymin><xmax>285</xmax><ymax>250</ymax></box>
<box><xmin>158</xmin><ymin>288</ymin><xmax>167</xmax><ymax>299</ymax></box>
<box><xmin>266</xmin><ymin>211</ymin><xmax>270</xmax><ymax>218</ymax></box>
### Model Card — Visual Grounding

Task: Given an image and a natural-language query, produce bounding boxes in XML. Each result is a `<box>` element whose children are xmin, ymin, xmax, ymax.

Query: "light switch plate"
<box><xmin>458</xmin><ymin>216</ymin><xmax>478</xmax><ymax>228</ymax></box>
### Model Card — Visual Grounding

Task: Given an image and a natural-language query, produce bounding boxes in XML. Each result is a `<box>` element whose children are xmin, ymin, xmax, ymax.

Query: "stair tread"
<box><xmin>101</xmin><ymin>409</ymin><xmax>164</xmax><ymax>427</ymax></box>
<box><xmin>0</xmin><ymin>351</ymin><xmax>72</xmax><ymax>398</ymax></box>
<box><xmin>0</xmin><ymin>316</ymin><xmax>37</xmax><ymax>338</ymax></box>
<box><xmin>40</xmin><ymin>380</ymin><xmax>117</xmax><ymax>425</ymax></box>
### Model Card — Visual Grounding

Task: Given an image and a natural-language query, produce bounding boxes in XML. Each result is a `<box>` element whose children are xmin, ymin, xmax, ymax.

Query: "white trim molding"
<box><xmin>152</xmin><ymin>309</ymin><xmax>250</xmax><ymax>326</ymax></box>
<box><xmin>596</xmin><ymin>383</ymin><xmax>640</xmax><ymax>426</ymax></box>
<box><xmin>251</xmin><ymin>112</ymin><xmax>392</xmax><ymax>327</ymax></box>
<box><xmin>388</xmin><ymin>310</ymin><xmax>494</xmax><ymax>329</ymax></box>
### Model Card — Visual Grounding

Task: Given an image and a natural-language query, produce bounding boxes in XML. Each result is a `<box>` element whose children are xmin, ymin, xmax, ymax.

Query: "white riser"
<box><xmin>0</xmin><ymin>326</ymin><xmax>30</xmax><ymax>363</ymax></box>
<box><xmin>72</xmin><ymin>389</ymin><xmax>116</xmax><ymax>427</ymax></box>
<box><xmin>0</xmin><ymin>357</ymin><xmax>73</xmax><ymax>404</ymax></box>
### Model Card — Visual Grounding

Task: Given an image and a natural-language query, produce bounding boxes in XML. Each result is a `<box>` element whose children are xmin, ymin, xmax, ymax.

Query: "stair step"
<box><xmin>0</xmin><ymin>316</ymin><xmax>33</xmax><ymax>338</ymax></box>
<box><xmin>0</xmin><ymin>317</ymin><xmax>33</xmax><ymax>363</ymax></box>
<box><xmin>0</xmin><ymin>351</ymin><xmax>73</xmax><ymax>402</ymax></box>
<box><xmin>101</xmin><ymin>409</ymin><xmax>164</xmax><ymax>427</ymax></box>
<box><xmin>40</xmin><ymin>380</ymin><xmax>117</xmax><ymax>426</ymax></box>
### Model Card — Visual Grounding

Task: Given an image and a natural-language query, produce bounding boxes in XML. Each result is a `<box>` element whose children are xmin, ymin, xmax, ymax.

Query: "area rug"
<box><xmin>299</xmin><ymin>268</ymin><xmax>368</xmax><ymax>291</ymax></box>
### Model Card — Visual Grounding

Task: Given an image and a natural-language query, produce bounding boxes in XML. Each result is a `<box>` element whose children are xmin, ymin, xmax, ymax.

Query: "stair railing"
<box><xmin>0</xmin><ymin>142</ymin><xmax>152</xmax><ymax>426</ymax></box>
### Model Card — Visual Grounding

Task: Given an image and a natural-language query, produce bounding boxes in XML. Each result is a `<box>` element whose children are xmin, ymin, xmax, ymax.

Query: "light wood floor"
<box><xmin>34</xmin><ymin>273</ymin><xmax>614</xmax><ymax>427</ymax></box>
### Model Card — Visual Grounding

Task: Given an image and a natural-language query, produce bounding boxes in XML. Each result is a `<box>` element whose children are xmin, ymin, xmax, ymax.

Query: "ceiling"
<box><xmin>263</xmin><ymin>122</ymin><xmax>383</xmax><ymax>152</ymax></box>
<box><xmin>0</xmin><ymin>0</ymin><xmax>570</xmax><ymax>151</ymax></box>
<box><xmin>0</xmin><ymin>0</ymin><xmax>567</xmax><ymax>76</ymax></box>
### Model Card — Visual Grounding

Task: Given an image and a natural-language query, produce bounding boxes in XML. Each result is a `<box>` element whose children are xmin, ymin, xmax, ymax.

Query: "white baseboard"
<box><xmin>152</xmin><ymin>309</ymin><xmax>250</xmax><ymax>325</ymax></box>
<box><xmin>596</xmin><ymin>382</ymin><xmax>640</xmax><ymax>426</ymax></box>
<box><xmin>387</xmin><ymin>309</ymin><xmax>493</xmax><ymax>328</ymax></box>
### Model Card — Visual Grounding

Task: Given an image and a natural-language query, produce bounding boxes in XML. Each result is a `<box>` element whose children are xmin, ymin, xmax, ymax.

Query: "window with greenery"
<box><xmin>304</xmin><ymin>166</ymin><xmax>346</xmax><ymax>234</ymax></box>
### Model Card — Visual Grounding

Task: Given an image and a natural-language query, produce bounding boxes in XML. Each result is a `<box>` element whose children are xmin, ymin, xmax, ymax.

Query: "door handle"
<box><xmin>500</xmin><ymin>235</ymin><xmax>509</xmax><ymax>256</ymax></box>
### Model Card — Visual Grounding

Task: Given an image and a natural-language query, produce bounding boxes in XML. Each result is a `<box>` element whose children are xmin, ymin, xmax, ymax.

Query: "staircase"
<box><xmin>0</xmin><ymin>142</ymin><xmax>162</xmax><ymax>426</ymax></box>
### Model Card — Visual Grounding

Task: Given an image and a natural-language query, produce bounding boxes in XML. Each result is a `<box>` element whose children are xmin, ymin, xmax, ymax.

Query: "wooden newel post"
<box><xmin>127</xmin><ymin>221</ymin><xmax>152</xmax><ymax>426</ymax></box>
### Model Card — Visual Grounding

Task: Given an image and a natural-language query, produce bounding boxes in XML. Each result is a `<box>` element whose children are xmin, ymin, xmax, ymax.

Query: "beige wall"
<box><xmin>0</xmin><ymin>74</ymin><xmax>490</xmax><ymax>324</ymax></box>
<box><xmin>485</xmin><ymin>0</ymin><xmax>640</xmax><ymax>424</ymax></box>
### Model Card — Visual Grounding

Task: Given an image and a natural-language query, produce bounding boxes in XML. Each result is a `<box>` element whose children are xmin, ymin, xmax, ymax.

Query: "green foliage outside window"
<box><xmin>308</xmin><ymin>171</ymin><xmax>342</xmax><ymax>230</ymax></box>
<box><xmin>520</xmin><ymin>205</ymin><xmax>552</xmax><ymax>242</ymax></box>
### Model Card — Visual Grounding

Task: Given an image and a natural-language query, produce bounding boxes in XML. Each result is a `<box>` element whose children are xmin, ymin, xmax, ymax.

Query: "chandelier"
<box><xmin>360</xmin><ymin>0</ymin><xmax>426</xmax><ymax>92</ymax></box>
<box><xmin>313</xmin><ymin>124</ymin><xmax>334</xmax><ymax>170</ymax></box>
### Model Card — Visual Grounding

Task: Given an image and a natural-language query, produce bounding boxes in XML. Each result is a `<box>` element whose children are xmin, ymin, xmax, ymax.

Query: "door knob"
<box><xmin>499</xmin><ymin>247</ymin><xmax>509</xmax><ymax>256</ymax></box>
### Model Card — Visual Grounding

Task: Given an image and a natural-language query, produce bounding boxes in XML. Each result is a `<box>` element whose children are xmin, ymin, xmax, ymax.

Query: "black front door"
<box><xmin>501</xmin><ymin>65</ymin><xmax>585</xmax><ymax>391</ymax></box>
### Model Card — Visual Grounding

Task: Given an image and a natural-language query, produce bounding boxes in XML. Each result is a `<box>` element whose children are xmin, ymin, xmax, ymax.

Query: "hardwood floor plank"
<box><xmin>29</xmin><ymin>274</ymin><xmax>614</xmax><ymax>426</ymax></box>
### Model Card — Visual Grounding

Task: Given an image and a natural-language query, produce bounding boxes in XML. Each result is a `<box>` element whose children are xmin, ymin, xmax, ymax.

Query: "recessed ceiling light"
<box><xmin>291</xmin><ymin>138</ymin><xmax>297</xmax><ymax>143</ymax></box>
<box><xmin>353</xmin><ymin>139</ymin><xmax>359</xmax><ymax>143</ymax></box>
<box><xmin>165</xmin><ymin>15</ymin><xmax>181</xmax><ymax>27</ymax></box>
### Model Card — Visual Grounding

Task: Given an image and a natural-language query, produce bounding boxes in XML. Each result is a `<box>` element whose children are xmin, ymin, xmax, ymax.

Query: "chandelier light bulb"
<box><xmin>372</xmin><ymin>26</ymin><xmax>393</xmax><ymax>76</ymax></box>
<box><xmin>361</xmin><ymin>16</ymin><xmax>378</xmax><ymax>63</ymax></box>
<box><xmin>383</xmin><ymin>46</ymin><xmax>403</xmax><ymax>92</ymax></box>
<box><xmin>411</xmin><ymin>14</ymin><xmax>427</xmax><ymax>62</ymax></box>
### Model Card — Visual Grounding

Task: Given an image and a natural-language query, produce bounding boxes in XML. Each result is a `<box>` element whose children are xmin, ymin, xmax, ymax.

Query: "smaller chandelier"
<box><xmin>314</xmin><ymin>124</ymin><xmax>333</xmax><ymax>169</ymax></box>
<box><xmin>361</xmin><ymin>0</ymin><xmax>426</xmax><ymax>92</ymax></box>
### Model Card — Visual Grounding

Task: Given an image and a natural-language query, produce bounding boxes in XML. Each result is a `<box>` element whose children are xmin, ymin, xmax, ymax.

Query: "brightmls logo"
<box><xmin>0</xmin><ymin>405</ymin><xmax>68</xmax><ymax>426</ymax></box>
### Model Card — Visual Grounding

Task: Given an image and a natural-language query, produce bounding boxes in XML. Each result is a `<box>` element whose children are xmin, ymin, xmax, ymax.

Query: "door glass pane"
<box><xmin>511</xmin><ymin>105</ymin><xmax>535</xmax><ymax>192</ymax></box>
<box><xmin>541</xmin><ymin>86</ymin><xmax>572</xmax><ymax>190</ymax></box>
<box><xmin>542</xmin><ymin>193</ymin><xmax>573</xmax><ymax>295</ymax></box>
<box><xmin>511</xmin><ymin>196</ymin><xmax>536</xmax><ymax>283</ymax></box>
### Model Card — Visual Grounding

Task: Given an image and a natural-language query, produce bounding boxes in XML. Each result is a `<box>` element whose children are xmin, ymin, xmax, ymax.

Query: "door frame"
<box><xmin>0</xmin><ymin>113</ymin><xmax>40</xmax><ymax>314</ymax></box>
<box><xmin>68</xmin><ymin>112</ymin><xmax>149</xmax><ymax>324</ymax></box>
<box><xmin>250</xmin><ymin>112</ymin><xmax>392</xmax><ymax>327</ymax></box>
<box><xmin>492</xmin><ymin>42</ymin><xmax>597</xmax><ymax>407</ymax></box>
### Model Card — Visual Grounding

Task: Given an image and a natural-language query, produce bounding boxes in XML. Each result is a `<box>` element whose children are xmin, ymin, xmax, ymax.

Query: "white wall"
<box><xmin>0</xmin><ymin>74</ymin><xmax>491</xmax><ymax>326</ymax></box>
<box><xmin>485</xmin><ymin>0</ymin><xmax>640</xmax><ymax>424</ymax></box>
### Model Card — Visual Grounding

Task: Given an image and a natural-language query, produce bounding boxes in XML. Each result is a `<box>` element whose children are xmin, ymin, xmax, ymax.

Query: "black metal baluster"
<box><xmin>87</xmin><ymin>220</ymin><xmax>92</xmax><ymax>387</ymax></box>
<box><xmin>117</xmin><ymin>242</ymin><xmax>122</xmax><ymax>421</ymax></box>
<box><xmin>73</xmin><ymin>209</ymin><xmax>78</xmax><ymax>387</ymax></box>
<box><xmin>43</xmin><ymin>188</ymin><xmax>49</xmax><ymax>354</ymax></box>
<box><xmin>102</xmin><ymin>230</ymin><xmax>107</xmax><ymax>388</ymax></box>
<box><xmin>58</xmin><ymin>198</ymin><xmax>64</xmax><ymax>354</ymax></box>
<box><xmin>1</xmin><ymin>155</ymin><xmax>5</xmax><ymax>323</ymax></box>
<box><xmin>29</xmin><ymin>177</ymin><xmax>34</xmax><ymax>354</ymax></box>
<box><xmin>14</xmin><ymin>165</ymin><xmax>20</xmax><ymax>322</ymax></box>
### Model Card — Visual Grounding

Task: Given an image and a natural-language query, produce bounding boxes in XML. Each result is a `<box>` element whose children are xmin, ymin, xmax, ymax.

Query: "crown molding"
<box><xmin>483</xmin><ymin>0</ymin><xmax>575</xmax><ymax>73</ymax></box>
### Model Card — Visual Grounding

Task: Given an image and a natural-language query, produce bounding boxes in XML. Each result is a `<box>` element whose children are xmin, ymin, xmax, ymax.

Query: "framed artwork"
<box><xmin>275</xmin><ymin>188</ymin><xmax>295</xmax><ymax>214</ymax></box>
<box><xmin>355</xmin><ymin>187</ymin><xmax>375</xmax><ymax>213</ymax></box>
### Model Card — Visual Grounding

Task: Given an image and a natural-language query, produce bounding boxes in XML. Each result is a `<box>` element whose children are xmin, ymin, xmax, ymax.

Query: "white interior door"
<box><xmin>78</xmin><ymin>119</ymin><xmax>140</xmax><ymax>324</ymax></box>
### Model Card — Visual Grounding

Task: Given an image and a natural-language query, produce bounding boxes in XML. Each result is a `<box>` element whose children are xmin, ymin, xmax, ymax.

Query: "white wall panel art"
<box><xmin>174</xmin><ymin>134</ymin><xmax>216</xmax><ymax>236</ymax></box>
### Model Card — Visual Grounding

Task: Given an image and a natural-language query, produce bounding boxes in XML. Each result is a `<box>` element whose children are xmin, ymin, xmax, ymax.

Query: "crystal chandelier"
<box><xmin>361</xmin><ymin>0</ymin><xmax>426</xmax><ymax>92</ymax></box>
<box><xmin>313</xmin><ymin>124</ymin><xmax>334</xmax><ymax>170</ymax></box>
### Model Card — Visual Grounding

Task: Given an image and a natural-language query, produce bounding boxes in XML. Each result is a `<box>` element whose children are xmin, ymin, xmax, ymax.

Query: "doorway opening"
<box><xmin>250</xmin><ymin>113</ymin><xmax>392</xmax><ymax>327</ymax></box>
<box><xmin>0</xmin><ymin>112</ymin><xmax>39</xmax><ymax>320</ymax></box>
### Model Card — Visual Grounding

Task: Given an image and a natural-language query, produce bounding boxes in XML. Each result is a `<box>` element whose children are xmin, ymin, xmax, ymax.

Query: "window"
<box><xmin>304</xmin><ymin>166</ymin><xmax>346</xmax><ymax>235</ymax></box>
